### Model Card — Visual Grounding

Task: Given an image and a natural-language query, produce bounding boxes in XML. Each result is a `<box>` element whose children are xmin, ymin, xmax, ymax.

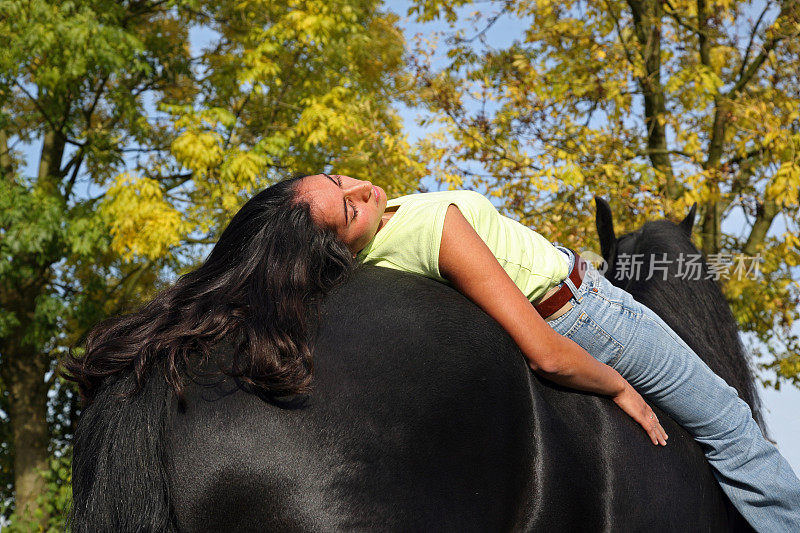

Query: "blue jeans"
<box><xmin>546</xmin><ymin>246</ymin><xmax>800</xmax><ymax>532</ymax></box>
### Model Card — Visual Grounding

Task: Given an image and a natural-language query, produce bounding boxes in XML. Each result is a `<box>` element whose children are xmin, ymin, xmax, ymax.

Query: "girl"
<box><xmin>296</xmin><ymin>172</ymin><xmax>800</xmax><ymax>532</ymax></box>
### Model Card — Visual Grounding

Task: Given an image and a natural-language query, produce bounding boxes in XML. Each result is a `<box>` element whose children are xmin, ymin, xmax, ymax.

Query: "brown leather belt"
<box><xmin>533</xmin><ymin>250</ymin><xmax>588</xmax><ymax>320</ymax></box>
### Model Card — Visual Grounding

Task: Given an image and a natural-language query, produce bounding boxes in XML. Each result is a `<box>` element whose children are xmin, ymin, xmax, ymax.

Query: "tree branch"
<box><xmin>603</xmin><ymin>0</ymin><xmax>638</xmax><ymax>70</ymax></box>
<box><xmin>63</xmin><ymin>150</ymin><xmax>85</xmax><ymax>201</ymax></box>
<box><xmin>452</xmin><ymin>3</ymin><xmax>509</xmax><ymax>45</ymax></box>
<box><xmin>728</xmin><ymin>1</ymin><xmax>800</xmax><ymax>98</ymax></box>
<box><xmin>724</xmin><ymin>143</ymin><xmax>769</xmax><ymax>168</ymax></box>
<box><xmin>106</xmin><ymin>259</ymin><xmax>155</xmax><ymax>304</ymax></box>
<box><xmin>696</xmin><ymin>0</ymin><xmax>711</xmax><ymax>67</ymax></box>
<box><xmin>743</xmin><ymin>198</ymin><xmax>779</xmax><ymax>256</ymax></box>
<box><xmin>701</xmin><ymin>1</ymin><xmax>799</xmax><ymax>256</ymax></box>
<box><xmin>183</xmin><ymin>237</ymin><xmax>217</xmax><ymax>245</ymax></box>
<box><xmin>663</xmin><ymin>0</ymin><xmax>700</xmax><ymax>34</ymax></box>
<box><xmin>636</xmin><ymin>147</ymin><xmax>697</xmax><ymax>161</ymax></box>
<box><xmin>13</xmin><ymin>81</ymin><xmax>62</xmax><ymax>135</ymax></box>
<box><xmin>738</xmin><ymin>3</ymin><xmax>772</xmax><ymax>82</ymax></box>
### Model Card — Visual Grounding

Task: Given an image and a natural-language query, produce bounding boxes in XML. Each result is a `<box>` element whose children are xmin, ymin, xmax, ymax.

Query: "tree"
<box><xmin>0</xmin><ymin>0</ymin><xmax>422</xmax><ymax>526</ymax></box>
<box><xmin>406</xmin><ymin>0</ymin><xmax>800</xmax><ymax>386</ymax></box>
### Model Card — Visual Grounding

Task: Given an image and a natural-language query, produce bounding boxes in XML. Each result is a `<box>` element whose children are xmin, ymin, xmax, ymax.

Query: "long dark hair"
<box><xmin>62</xmin><ymin>174</ymin><xmax>356</xmax><ymax>405</ymax></box>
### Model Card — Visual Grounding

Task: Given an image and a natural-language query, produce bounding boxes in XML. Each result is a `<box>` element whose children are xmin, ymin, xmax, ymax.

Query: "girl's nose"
<box><xmin>343</xmin><ymin>179</ymin><xmax>372</xmax><ymax>200</ymax></box>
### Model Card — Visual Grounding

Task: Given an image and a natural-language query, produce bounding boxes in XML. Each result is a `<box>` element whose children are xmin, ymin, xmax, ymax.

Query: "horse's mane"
<box><xmin>68</xmin><ymin>362</ymin><xmax>177</xmax><ymax>532</ymax></box>
<box><xmin>610</xmin><ymin>217</ymin><xmax>765</xmax><ymax>433</ymax></box>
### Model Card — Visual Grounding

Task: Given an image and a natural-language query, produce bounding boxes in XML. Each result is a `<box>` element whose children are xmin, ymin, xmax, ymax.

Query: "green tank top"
<box><xmin>355</xmin><ymin>190</ymin><xmax>570</xmax><ymax>302</ymax></box>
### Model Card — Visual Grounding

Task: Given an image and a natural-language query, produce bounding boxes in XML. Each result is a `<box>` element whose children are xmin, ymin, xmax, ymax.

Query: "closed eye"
<box><xmin>323</xmin><ymin>173</ymin><xmax>351</xmax><ymax>226</ymax></box>
<box><xmin>334</xmin><ymin>175</ymin><xmax>357</xmax><ymax>222</ymax></box>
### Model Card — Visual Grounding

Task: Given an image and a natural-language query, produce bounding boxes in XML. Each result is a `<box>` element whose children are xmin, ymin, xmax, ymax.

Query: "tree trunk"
<box><xmin>0</xmin><ymin>129</ymin><xmax>12</xmax><ymax>176</ymax></box>
<box><xmin>0</xmin><ymin>348</ymin><xmax>50</xmax><ymax>528</ymax></box>
<box><xmin>700</xmin><ymin>198</ymin><xmax>721</xmax><ymax>257</ymax></box>
<box><xmin>627</xmin><ymin>0</ymin><xmax>680</xmax><ymax>204</ymax></box>
<box><xmin>0</xmin><ymin>126</ymin><xmax>64</xmax><ymax>527</ymax></box>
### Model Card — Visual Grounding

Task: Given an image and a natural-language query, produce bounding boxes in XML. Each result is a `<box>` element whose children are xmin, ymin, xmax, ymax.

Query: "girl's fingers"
<box><xmin>644</xmin><ymin>410</ymin><xmax>668</xmax><ymax>446</ymax></box>
<box><xmin>647</xmin><ymin>426</ymin><xmax>659</xmax><ymax>445</ymax></box>
<box><xmin>657</xmin><ymin>425</ymin><xmax>667</xmax><ymax>446</ymax></box>
<box><xmin>653</xmin><ymin>414</ymin><xmax>668</xmax><ymax>445</ymax></box>
<box><xmin>651</xmin><ymin>420</ymin><xmax>668</xmax><ymax>446</ymax></box>
<box><xmin>646</xmin><ymin>424</ymin><xmax>660</xmax><ymax>445</ymax></box>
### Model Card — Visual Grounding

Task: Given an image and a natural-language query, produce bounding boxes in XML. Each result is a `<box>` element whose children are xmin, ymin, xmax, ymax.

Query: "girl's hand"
<box><xmin>612</xmin><ymin>382</ymin><xmax>668</xmax><ymax>446</ymax></box>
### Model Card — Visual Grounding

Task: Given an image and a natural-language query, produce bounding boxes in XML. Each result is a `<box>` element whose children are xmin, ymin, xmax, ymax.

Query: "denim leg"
<box><xmin>548</xmin><ymin>263</ymin><xmax>800</xmax><ymax>531</ymax></box>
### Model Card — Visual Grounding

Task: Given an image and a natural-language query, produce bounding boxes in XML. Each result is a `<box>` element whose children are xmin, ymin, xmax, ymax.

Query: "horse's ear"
<box><xmin>679</xmin><ymin>203</ymin><xmax>697</xmax><ymax>235</ymax></box>
<box><xmin>594</xmin><ymin>196</ymin><xmax>617</xmax><ymax>263</ymax></box>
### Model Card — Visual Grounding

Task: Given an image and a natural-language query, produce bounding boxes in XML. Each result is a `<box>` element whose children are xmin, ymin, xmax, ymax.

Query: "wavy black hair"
<box><xmin>62</xmin><ymin>174</ymin><xmax>357</xmax><ymax>405</ymax></box>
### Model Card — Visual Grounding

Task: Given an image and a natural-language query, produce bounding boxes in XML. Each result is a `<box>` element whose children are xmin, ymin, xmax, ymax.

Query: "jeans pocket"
<box><xmin>562</xmin><ymin>305</ymin><xmax>626</xmax><ymax>368</ymax></box>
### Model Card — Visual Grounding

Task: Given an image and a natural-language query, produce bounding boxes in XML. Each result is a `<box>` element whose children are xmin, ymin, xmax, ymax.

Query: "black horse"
<box><xmin>70</xmin><ymin>202</ymin><xmax>759</xmax><ymax>532</ymax></box>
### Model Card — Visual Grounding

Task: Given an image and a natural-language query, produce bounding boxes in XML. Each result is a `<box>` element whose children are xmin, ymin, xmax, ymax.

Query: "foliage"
<box><xmin>2</xmin><ymin>454</ymin><xmax>72</xmax><ymax>533</ymax></box>
<box><xmin>406</xmin><ymin>0</ymin><xmax>800</xmax><ymax>387</ymax></box>
<box><xmin>0</xmin><ymin>0</ymin><xmax>423</xmax><ymax>527</ymax></box>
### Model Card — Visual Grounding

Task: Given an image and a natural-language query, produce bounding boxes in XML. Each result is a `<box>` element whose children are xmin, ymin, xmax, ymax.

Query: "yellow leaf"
<box><xmin>100</xmin><ymin>174</ymin><xmax>188</xmax><ymax>261</ymax></box>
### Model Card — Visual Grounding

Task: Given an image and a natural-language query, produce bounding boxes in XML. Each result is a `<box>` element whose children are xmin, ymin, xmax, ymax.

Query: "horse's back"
<box><xmin>167</xmin><ymin>266</ymin><xmax>741</xmax><ymax>532</ymax></box>
<box><xmin>169</xmin><ymin>267</ymin><xmax>536</xmax><ymax>531</ymax></box>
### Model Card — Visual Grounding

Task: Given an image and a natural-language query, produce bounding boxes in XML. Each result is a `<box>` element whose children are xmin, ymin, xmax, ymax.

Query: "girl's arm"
<box><xmin>439</xmin><ymin>205</ymin><xmax>667</xmax><ymax>446</ymax></box>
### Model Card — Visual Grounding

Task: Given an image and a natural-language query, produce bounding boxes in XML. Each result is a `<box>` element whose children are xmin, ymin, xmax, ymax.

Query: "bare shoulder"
<box><xmin>439</xmin><ymin>204</ymin><xmax>496</xmax><ymax>284</ymax></box>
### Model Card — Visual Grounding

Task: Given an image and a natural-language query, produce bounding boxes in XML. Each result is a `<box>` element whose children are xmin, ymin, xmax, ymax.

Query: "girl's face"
<box><xmin>298</xmin><ymin>174</ymin><xmax>388</xmax><ymax>255</ymax></box>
